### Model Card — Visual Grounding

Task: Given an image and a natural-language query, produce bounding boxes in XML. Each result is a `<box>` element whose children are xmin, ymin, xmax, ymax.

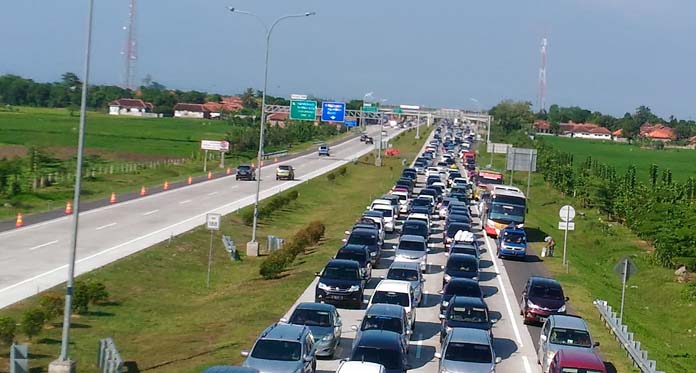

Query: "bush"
<box><xmin>240</xmin><ymin>209</ymin><xmax>255</xmax><ymax>226</ymax></box>
<box><xmin>326</xmin><ymin>173</ymin><xmax>336</xmax><ymax>183</ymax></box>
<box><xmin>21</xmin><ymin>308</ymin><xmax>46</xmax><ymax>340</ymax></box>
<box><xmin>259</xmin><ymin>221</ymin><xmax>326</xmax><ymax>279</ymax></box>
<box><xmin>72</xmin><ymin>280</ymin><xmax>109</xmax><ymax>314</ymax></box>
<box><xmin>338</xmin><ymin>166</ymin><xmax>347</xmax><ymax>176</ymax></box>
<box><xmin>683</xmin><ymin>282</ymin><xmax>696</xmax><ymax>300</ymax></box>
<box><xmin>260</xmin><ymin>251</ymin><xmax>290</xmax><ymax>279</ymax></box>
<box><xmin>39</xmin><ymin>293</ymin><xmax>65</xmax><ymax>321</ymax></box>
<box><xmin>87</xmin><ymin>281</ymin><xmax>109</xmax><ymax>304</ymax></box>
<box><xmin>0</xmin><ymin>316</ymin><xmax>17</xmax><ymax>345</ymax></box>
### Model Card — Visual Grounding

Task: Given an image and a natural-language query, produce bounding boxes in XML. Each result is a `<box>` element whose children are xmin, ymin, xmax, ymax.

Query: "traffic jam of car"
<box><xmin>214</xmin><ymin>120</ymin><xmax>606</xmax><ymax>373</ymax></box>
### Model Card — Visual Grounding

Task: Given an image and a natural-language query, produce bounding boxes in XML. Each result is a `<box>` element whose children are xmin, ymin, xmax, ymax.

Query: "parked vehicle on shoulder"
<box><xmin>521</xmin><ymin>276</ymin><xmax>569</xmax><ymax>324</ymax></box>
<box><xmin>497</xmin><ymin>226</ymin><xmax>527</xmax><ymax>259</ymax></box>
<box><xmin>241</xmin><ymin>323</ymin><xmax>316</xmax><ymax>373</ymax></box>
<box><xmin>538</xmin><ymin>315</ymin><xmax>600</xmax><ymax>373</ymax></box>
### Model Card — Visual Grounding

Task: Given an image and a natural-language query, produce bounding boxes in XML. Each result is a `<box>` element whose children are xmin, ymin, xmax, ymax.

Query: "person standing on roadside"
<box><xmin>543</xmin><ymin>236</ymin><xmax>556</xmax><ymax>257</ymax></box>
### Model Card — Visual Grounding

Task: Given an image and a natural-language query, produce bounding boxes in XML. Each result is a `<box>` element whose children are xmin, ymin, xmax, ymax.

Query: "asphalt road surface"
<box><xmin>280</xmin><ymin>131</ymin><xmax>542</xmax><ymax>373</ymax></box>
<box><xmin>0</xmin><ymin>125</ymin><xmax>403</xmax><ymax>309</ymax></box>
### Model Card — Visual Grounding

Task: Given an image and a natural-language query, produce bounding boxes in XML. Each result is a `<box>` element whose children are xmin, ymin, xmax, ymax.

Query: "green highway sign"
<box><xmin>393</xmin><ymin>108</ymin><xmax>403</xmax><ymax>114</ymax></box>
<box><xmin>290</xmin><ymin>100</ymin><xmax>317</xmax><ymax>121</ymax></box>
<box><xmin>361</xmin><ymin>106</ymin><xmax>378</xmax><ymax>113</ymax></box>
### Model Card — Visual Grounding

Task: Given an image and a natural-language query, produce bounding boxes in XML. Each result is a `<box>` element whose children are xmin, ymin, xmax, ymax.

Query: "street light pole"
<box><xmin>228</xmin><ymin>8</ymin><xmax>315</xmax><ymax>248</ymax></box>
<box><xmin>375</xmin><ymin>98</ymin><xmax>387</xmax><ymax>167</ymax></box>
<box><xmin>362</xmin><ymin>92</ymin><xmax>373</xmax><ymax>132</ymax></box>
<box><xmin>58</xmin><ymin>0</ymin><xmax>94</xmax><ymax>365</ymax></box>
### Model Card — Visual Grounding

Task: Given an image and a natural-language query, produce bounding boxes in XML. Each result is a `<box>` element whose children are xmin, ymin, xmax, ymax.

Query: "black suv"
<box><xmin>236</xmin><ymin>165</ymin><xmax>255</xmax><ymax>181</ymax></box>
<box><xmin>315</xmin><ymin>259</ymin><xmax>366</xmax><ymax>309</ymax></box>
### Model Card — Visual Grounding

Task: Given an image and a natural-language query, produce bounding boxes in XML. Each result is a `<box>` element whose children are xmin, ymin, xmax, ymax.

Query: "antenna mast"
<box><xmin>122</xmin><ymin>0</ymin><xmax>137</xmax><ymax>89</ymax></box>
<box><xmin>538</xmin><ymin>37</ymin><xmax>548</xmax><ymax>113</ymax></box>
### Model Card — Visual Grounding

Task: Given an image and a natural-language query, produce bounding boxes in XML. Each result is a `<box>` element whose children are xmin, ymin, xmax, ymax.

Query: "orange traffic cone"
<box><xmin>140</xmin><ymin>186</ymin><xmax>147</xmax><ymax>196</ymax></box>
<box><xmin>109</xmin><ymin>192</ymin><xmax>117</xmax><ymax>204</ymax></box>
<box><xmin>187</xmin><ymin>176</ymin><xmax>192</xmax><ymax>185</ymax></box>
<box><xmin>226</xmin><ymin>167</ymin><xmax>231</xmax><ymax>175</ymax></box>
<box><xmin>15</xmin><ymin>213</ymin><xmax>23</xmax><ymax>228</ymax></box>
<box><xmin>163</xmin><ymin>181</ymin><xmax>169</xmax><ymax>190</ymax></box>
<box><xmin>207</xmin><ymin>171</ymin><xmax>212</xmax><ymax>180</ymax></box>
<box><xmin>65</xmin><ymin>201</ymin><xmax>73</xmax><ymax>215</ymax></box>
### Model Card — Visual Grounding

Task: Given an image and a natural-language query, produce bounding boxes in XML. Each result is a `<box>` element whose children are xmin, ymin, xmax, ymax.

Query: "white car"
<box><xmin>371</xmin><ymin>204</ymin><xmax>396</xmax><ymax>233</ymax></box>
<box><xmin>368</xmin><ymin>280</ymin><xmax>416</xmax><ymax>329</ymax></box>
<box><xmin>336</xmin><ymin>361</ymin><xmax>386</xmax><ymax>373</ymax></box>
<box><xmin>391</xmin><ymin>191</ymin><xmax>411</xmax><ymax>213</ymax></box>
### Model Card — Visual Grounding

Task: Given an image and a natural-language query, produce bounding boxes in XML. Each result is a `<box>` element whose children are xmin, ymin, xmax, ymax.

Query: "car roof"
<box><xmin>399</xmin><ymin>234</ymin><xmax>426</xmax><ymax>243</ymax></box>
<box><xmin>403</xmin><ymin>219</ymin><xmax>427</xmax><ymax>227</ymax></box>
<box><xmin>451</xmin><ymin>296</ymin><xmax>487</xmax><ymax>308</ymax></box>
<box><xmin>261</xmin><ymin>323</ymin><xmax>308</xmax><ymax>341</ymax></box>
<box><xmin>548</xmin><ymin>315</ymin><xmax>589</xmax><ymax>330</ymax></box>
<box><xmin>374</xmin><ymin>280</ymin><xmax>411</xmax><ymax>293</ymax></box>
<box><xmin>448</xmin><ymin>327</ymin><xmax>491</xmax><ymax>345</ymax></box>
<box><xmin>340</xmin><ymin>244</ymin><xmax>370</xmax><ymax>253</ymax></box>
<box><xmin>351</xmin><ymin>228</ymin><xmax>378</xmax><ymax>235</ymax></box>
<box><xmin>388</xmin><ymin>261</ymin><xmax>420</xmax><ymax>271</ymax></box>
<box><xmin>354</xmin><ymin>329</ymin><xmax>403</xmax><ymax>349</ymax></box>
<box><xmin>530</xmin><ymin>276</ymin><xmax>562</xmax><ymax>287</ymax></box>
<box><xmin>365</xmin><ymin>303</ymin><xmax>405</xmax><ymax>318</ymax></box>
<box><xmin>363</xmin><ymin>210</ymin><xmax>384</xmax><ymax>217</ymax></box>
<box><xmin>294</xmin><ymin>302</ymin><xmax>336</xmax><ymax>312</ymax></box>
<box><xmin>448</xmin><ymin>253</ymin><xmax>478</xmax><ymax>263</ymax></box>
<box><xmin>204</xmin><ymin>366</ymin><xmax>259</xmax><ymax>373</ymax></box>
<box><xmin>326</xmin><ymin>259</ymin><xmax>360</xmax><ymax>268</ymax></box>
<box><xmin>337</xmin><ymin>361</ymin><xmax>385</xmax><ymax>373</ymax></box>
<box><xmin>555</xmin><ymin>349</ymin><xmax>606</xmax><ymax>369</ymax></box>
<box><xmin>408</xmin><ymin>213</ymin><xmax>429</xmax><ymax>220</ymax></box>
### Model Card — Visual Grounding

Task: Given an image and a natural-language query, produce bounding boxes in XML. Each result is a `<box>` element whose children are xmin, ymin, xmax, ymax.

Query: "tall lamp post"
<box><xmin>376</xmin><ymin>98</ymin><xmax>387</xmax><ymax>167</ymax></box>
<box><xmin>361</xmin><ymin>91</ymin><xmax>373</xmax><ymax>131</ymax></box>
<box><xmin>53</xmin><ymin>0</ymin><xmax>94</xmax><ymax>370</ymax></box>
<box><xmin>228</xmin><ymin>7</ymin><xmax>315</xmax><ymax>253</ymax></box>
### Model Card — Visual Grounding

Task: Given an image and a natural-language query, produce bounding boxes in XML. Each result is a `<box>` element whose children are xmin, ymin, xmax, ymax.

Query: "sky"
<box><xmin>2</xmin><ymin>0</ymin><xmax>695</xmax><ymax>119</ymax></box>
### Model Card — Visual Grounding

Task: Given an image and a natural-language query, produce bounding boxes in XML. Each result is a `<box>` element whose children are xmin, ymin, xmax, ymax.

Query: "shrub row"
<box><xmin>241</xmin><ymin>190</ymin><xmax>300</xmax><ymax>225</ymax></box>
<box><xmin>260</xmin><ymin>221</ymin><xmax>326</xmax><ymax>279</ymax></box>
<box><xmin>0</xmin><ymin>281</ymin><xmax>109</xmax><ymax>344</ymax></box>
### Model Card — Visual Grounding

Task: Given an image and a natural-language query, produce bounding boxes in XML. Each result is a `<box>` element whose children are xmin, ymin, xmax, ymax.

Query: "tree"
<box><xmin>488</xmin><ymin>100</ymin><xmax>535</xmax><ymax>133</ymax></box>
<box><xmin>620</xmin><ymin>113</ymin><xmax>640</xmax><ymax>142</ymax></box>
<box><xmin>0</xmin><ymin>316</ymin><xmax>16</xmax><ymax>345</ymax></box>
<box><xmin>241</xmin><ymin>88</ymin><xmax>258</xmax><ymax>109</ymax></box>
<box><xmin>20</xmin><ymin>308</ymin><xmax>46</xmax><ymax>340</ymax></box>
<box><xmin>634</xmin><ymin>105</ymin><xmax>661</xmax><ymax>125</ymax></box>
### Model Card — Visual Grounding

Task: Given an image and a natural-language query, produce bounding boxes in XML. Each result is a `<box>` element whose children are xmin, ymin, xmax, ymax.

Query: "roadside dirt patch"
<box><xmin>0</xmin><ymin>144</ymin><xmax>28</xmax><ymax>158</ymax></box>
<box><xmin>634</xmin><ymin>239</ymin><xmax>655</xmax><ymax>253</ymax></box>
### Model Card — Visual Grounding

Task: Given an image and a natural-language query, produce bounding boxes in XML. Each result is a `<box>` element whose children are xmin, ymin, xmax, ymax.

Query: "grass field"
<box><xmin>0</xmin><ymin>127</ymin><xmax>432</xmax><ymax>372</ymax></box>
<box><xmin>483</xmin><ymin>147</ymin><xmax>696</xmax><ymax>373</ymax></box>
<box><xmin>540</xmin><ymin>135</ymin><xmax>696</xmax><ymax>181</ymax></box>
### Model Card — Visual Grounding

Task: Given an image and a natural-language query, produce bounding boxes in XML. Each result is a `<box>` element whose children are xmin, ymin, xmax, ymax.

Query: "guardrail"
<box><xmin>222</xmin><ymin>235</ymin><xmax>239</xmax><ymax>261</ymax></box>
<box><xmin>261</xmin><ymin>150</ymin><xmax>289</xmax><ymax>160</ymax></box>
<box><xmin>594</xmin><ymin>300</ymin><xmax>664</xmax><ymax>373</ymax></box>
<box><xmin>98</xmin><ymin>337</ymin><xmax>124</xmax><ymax>373</ymax></box>
<box><xmin>10</xmin><ymin>343</ymin><xmax>28</xmax><ymax>373</ymax></box>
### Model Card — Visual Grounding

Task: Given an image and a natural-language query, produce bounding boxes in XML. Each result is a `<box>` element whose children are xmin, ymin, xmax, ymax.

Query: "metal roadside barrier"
<box><xmin>10</xmin><ymin>343</ymin><xmax>29</xmax><ymax>373</ymax></box>
<box><xmin>98</xmin><ymin>337</ymin><xmax>124</xmax><ymax>373</ymax></box>
<box><xmin>594</xmin><ymin>300</ymin><xmax>664</xmax><ymax>373</ymax></box>
<box><xmin>222</xmin><ymin>235</ymin><xmax>239</xmax><ymax>261</ymax></box>
<box><xmin>262</xmin><ymin>150</ymin><xmax>289</xmax><ymax>160</ymax></box>
<box><xmin>267</xmin><ymin>235</ymin><xmax>285</xmax><ymax>253</ymax></box>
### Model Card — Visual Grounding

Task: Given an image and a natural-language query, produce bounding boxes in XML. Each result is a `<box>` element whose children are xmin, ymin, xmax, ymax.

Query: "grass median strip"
<box><xmin>0</xmin><ymin>126</ymin><xmax>432</xmax><ymax>372</ymax></box>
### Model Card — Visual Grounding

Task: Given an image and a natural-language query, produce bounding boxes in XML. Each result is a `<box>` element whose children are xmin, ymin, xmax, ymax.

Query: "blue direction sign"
<box><xmin>321</xmin><ymin>102</ymin><xmax>346</xmax><ymax>122</ymax></box>
<box><xmin>344</xmin><ymin>119</ymin><xmax>358</xmax><ymax>127</ymax></box>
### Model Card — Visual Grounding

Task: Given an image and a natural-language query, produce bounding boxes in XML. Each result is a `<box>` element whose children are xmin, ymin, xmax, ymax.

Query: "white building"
<box><xmin>173</xmin><ymin>103</ymin><xmax>210</xmax><ymax>119</ymax></box>
<box><xmin>108</xmin><ymin>98</ymin><xmax>156</xmax><ymax>117</ymax></box>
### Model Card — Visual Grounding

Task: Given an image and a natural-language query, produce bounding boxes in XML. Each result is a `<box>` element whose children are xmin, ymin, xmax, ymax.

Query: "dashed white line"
<box><xmin>28</xmin><ymin>240</ymin><xmax>59</xmax><ymax>251</ymax></box>
<box><xmin>522</xmin><ymin>356</ymin><xmax>533</xmax><ymax>373</ymax></box>
<box><xmin>179</xmin><ymin>200</ymin><xmax>192</xmax><ymax>205</ymax></box>
<box><xmin>95</xmin><ymin>223</ymin><xmax>117</xmax><ymax>231</ymax></box>
<box><xmin>207</xmin><ymin>191</ymin><xmax>219</xmax><ymax>196</ymax></box>
<box><xmin>143</xmin><ymin>209</ymin><xmax>159</xmax><ymax>216</ymax></box>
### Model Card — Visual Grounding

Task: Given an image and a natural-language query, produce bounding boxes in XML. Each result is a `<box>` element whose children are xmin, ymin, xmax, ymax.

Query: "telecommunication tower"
<box><xmin>538</xmin><ymin>37</ymin><xmax>548</xmax><ymax>113</ymax></box>
<box><xmin>122</xmin><ymin>0</ymin><xmax>138</xmax><ymax>89</ymax></box>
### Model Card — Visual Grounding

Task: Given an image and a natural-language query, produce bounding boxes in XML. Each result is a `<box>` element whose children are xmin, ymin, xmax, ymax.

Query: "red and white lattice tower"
<box><xmin>122</xmin><ymin>0</ymin><xmax>138</xmax><ymax>89</ymax></box>
<box><xmin>538</xmin><ymin>37</ymin><xmax>548</xmax><ymax>113</ymax></box>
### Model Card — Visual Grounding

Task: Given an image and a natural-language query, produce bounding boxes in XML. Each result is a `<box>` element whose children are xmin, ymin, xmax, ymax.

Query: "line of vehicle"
<box><xmin>27</xmin><ymin>240</ymin><xmax>59</xmax><ymax>251</ymax></box>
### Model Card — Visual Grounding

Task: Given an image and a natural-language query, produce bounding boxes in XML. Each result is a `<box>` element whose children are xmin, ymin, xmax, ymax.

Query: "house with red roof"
<box><xmin>559</xmin><ymin>122</ymin><xmax>612</xmax><ymax>140</ymax></box>
<box><xmin>173</xmin><ymin>103</ymin><xmax>210</xmax><ymax>119</ymax></box>
<box><xmin>640</xmin><ymin>123</ymin><xmax>676</xmax><ymax>141</ymax></box>
<box><xmin>108</xmin><ymin>98</ymin><xmax>156</xmax><ymax>117</ymax></box>
<box><xmin>268</xmin><ymin>112</ymin><xmax>289</xmax><ymax>127</ymax></box>
<box><xmin>533</xmin><ymin>120</ymin><xmax>551</xmax><ymax>133</ymax></box>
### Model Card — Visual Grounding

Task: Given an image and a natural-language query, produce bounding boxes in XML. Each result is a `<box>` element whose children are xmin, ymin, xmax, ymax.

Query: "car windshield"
<box><xmin>238</xmin><ymin>166</ymin><xmax>251</xmax><ymax>171</ymax></box>
<box><xmin>530</xmin><ymin>284</ymin><xmax>564</xmax><ymax>300</ymax></box>
<box><xmin>560</xmin><ymin>369</ymin><xmax>604</xmax><ymax>373</ymax></box>
<box><xmin>447</xmin><ymin>258</ymin><xmax>477</xmax><ymax>272</ymax></box>
<box><xmin>352</xmin><ymin>347</ymin><xmax>402</xmax><ymax>369</ymax></box>
<box><xmin>399</xmin><ymin>240</ymin><xmax>425</xmax><ymax>252</ymax></box>
<box><xmin>446</xmin><ymin>282</ymin><xmax>481</xmax><ymax>297</ymax></box>
<box><xmin>250</xmin><ymin>340</ymin><xmax>302</xmax><ymax>361</ymax></box>
<box><xmin>348</xmin><ymin>233</ymin><xmax>377</xmax><ymax>246</ymax></box>
<box><xmin>336</xmin><ymin>250</ymin><xmax>367</xmax><ymax>265</ymax></box>
<box><xmin>503</xmin><ymin>232</ymin><xmax>526</xmax><ymax>243</ymax></box>
<box><xmin>374</xmin><ymin>208</ymin><xmax>393</xmax><ymax>217</ymax></box>
<box><xmin>279</xmin><ymin>165</ymin><xmax>291</xmax><ymax>170</ymax></box>
<box><xmin>322</xmin><ymin>266</ymin><xmax>359</xmax><ymax>280</ymax></box>
<box><xmin>371</xmin><ymin>291</ymin><xmax>410</xmax><ymax>307</ymax></box>
<box><xmin>361</xmin><ymin>315</ymin><xmax>403</xmax><ymax>334</ymax></box>
<box><xmin>489</xmin><ymin>203</ymin><xmax>525</xmax><ymax>224</ymax></box>
<box><xmin>290</xmin><ymin>309</ymin><xmax>332</xmax><ymax>327</ymax></box>
<box><xmin>549</xmin><ymin>328</ymin><xmax>593</xmax><ymax>347</ymax></box>
<box><xmin>413</xmin><ymin>198</ymin><xmax>430</xmax><ymax>206</ymax></box>
<box><xmin>448</xmin><ymin>306</ymin><xmax>488</xmax><ymax>323</ymax></box>
<box><xmin>388</xmin><ymin>268</ymin><xmax>419</xmax><ymax>281</ymax></box>
<box><xmin>444</xmin><ymin>342</ymin><xmax>492</xmax><ymax>363</ymax></box>
<box><xmin>451</xmin><ymin>247</ymin><xmax>477</xmax><ymax>256</ymax></box>
<box><xmin>402</xmin><ymin>224</ymin><xmax>427</xmax><ymax>237</ymax></box>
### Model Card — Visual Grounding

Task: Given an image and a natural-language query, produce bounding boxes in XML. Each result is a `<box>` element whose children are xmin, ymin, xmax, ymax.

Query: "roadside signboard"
<box><xmin>613</xmin><ymin>257</ymin><xmax>638</xmax><ymax>281</ymax></box>
<box><xmin>321</xmin><ymin>101</ymin><xmax>346</xmax><ymax>122</ymax></box>
<box><xmin>361</xmin><ymin>105</ymin><xmax>378</xmax><ymax>113</ymax></box>
<box><xmin>393</xmin><ymin>108</ymin><xmax>403</xmax><ymax>114</ymax></box>
<box><xmin>290</xmin><ymin>100</ymin><xmax>317</xmax><ymax>121</ymax></box>
<box><xmin>558</xmin><ymin>221</ymin><xmax>575</xmax><ymax>231</ymax></box>
<box><xmin>559</xmin><ymin>205</ymin><xmax>576</xmax><ymax>221</ymax></box>
<box><xmin>290</xmin><ymin>94</ymin><xmax>307</xmax><ymax>100</ymax></box>
<box><xmin>400</xmin><ymin>104</ymin><xmax>420</xmax><ymax>110</ymax></box>
<box><xmin>201</xmin><ymin>140</ymin><xmax>229</xmax><ymax>152</ymax></box>
<box><xmin>344</xmin><ymin>119</ymin><xmax>358</xmax><ymax>127</ymax></box>
<box><xmin>506</xmin><ymin>147</ymin><xmax>537</xmax><ymax>172</ymax></box>
<box><xmin>487</xmin><ymin>142</ymin><xmax>512</xmax><ymax>154</ymax></box>
<box><xmin>206</xmin><ymin>213</ymin><xmax>221</xmax><ymax>231</ymax></box>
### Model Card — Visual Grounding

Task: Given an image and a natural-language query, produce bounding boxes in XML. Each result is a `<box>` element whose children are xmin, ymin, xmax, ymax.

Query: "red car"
<box><xmin>547</xmin><ymin>349</ymin><xmax>607</xmax><ymax>373</ymax></box>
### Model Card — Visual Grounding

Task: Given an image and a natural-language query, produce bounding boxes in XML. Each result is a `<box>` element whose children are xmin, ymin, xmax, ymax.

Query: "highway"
<box><xmin>0</xmin><ymin>125</ymin><xmax>399</xmax><ymax>309</ymax></box>
<box><xmin>280</xmin><ymin>129</ymin><xmax>542</xmax><ymax>373</ymax></box>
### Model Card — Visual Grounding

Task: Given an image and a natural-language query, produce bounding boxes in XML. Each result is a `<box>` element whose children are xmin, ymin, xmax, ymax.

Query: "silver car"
<box><xmin>242</xmin><ymin>323</ymin><xmax>316</xmax><ymax>373</ymax></box>
<box><xmin>436</xmin><ymin>328</ymin><xmax>501</xmax><ymax>373</ymax></box>
<box><xmin>393</xmin><ymin>234</ymin><xmax>428</xmax><ymax>273</ymax></box>
<box><xmin>282</xmin><ymin>302</ymin><xmax>342</xmax><ymax>358</ymax></box>
<box><xmin>538</xmin><ymin>315</ymin><xmax>599</xmax><ymax>373</ymax></box>
<box><xmin>385</xmin><ymin>261</ymin><xmax>425</xmax><ymax>306</ymax></box>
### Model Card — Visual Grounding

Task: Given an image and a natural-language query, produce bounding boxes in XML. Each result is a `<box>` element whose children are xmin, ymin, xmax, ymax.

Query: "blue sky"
<box><xmin>2</xmin><ymin>0</ymin><xmax>695</xmax><ymax>118</ymax></box>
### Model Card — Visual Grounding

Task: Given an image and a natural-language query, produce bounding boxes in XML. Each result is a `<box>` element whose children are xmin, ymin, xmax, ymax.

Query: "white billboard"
<box><xmin>201</xmin><ymin>140</ymin><xmax>230</xmax><ymax>152</ymax></box>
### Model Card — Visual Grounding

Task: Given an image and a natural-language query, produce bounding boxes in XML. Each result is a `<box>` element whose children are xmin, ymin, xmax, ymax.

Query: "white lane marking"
<box><xmin>207</xmin><ymin>191</ymin><xmax>219</xmax><ymax>196</ymax></box>
<box><xmin>179</xmin><ymin>200</ymin><xmax>192</xmax><ymax>205</ymax></box>
<box><xmin>143</xmin><ymin>209</ymin><xmax>159</xmax><ymax>216</ymax></box>
<box><xmin>28</xmin><ymin>240</ymin><xmax>59</xmax><ymax>251</ymax></box>
<box><xmin>415</xmin><ymin>334</ymin><xmax>423</xmax><ymax>359</ymax></box>
<box><xmin>95</xmin><ymin>223</ymin><xmax>117</xmax><ymax>231</ymax></box>
<box><xmin>480</xmin><ymin>208</ymin><xmax>524</xmax><ymax>348</ymax></box>
<box><xmin>522</xmin><ymin>356</ymin><xmax>533</xmax><ymax>373</ymax></box>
